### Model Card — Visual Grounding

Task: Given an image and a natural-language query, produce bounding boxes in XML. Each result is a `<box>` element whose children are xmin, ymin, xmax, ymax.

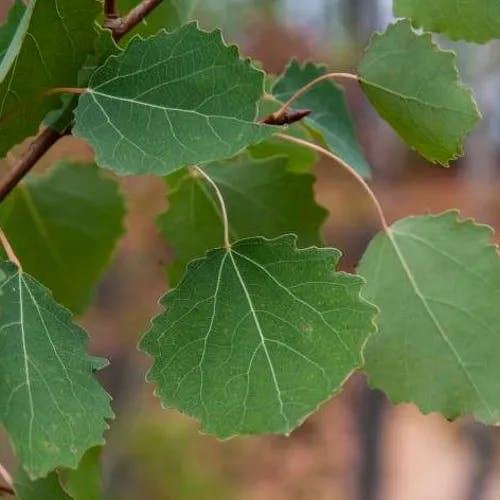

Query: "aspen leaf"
<box><xmin>73</xmin><ymin>23</ymin><xmax>275</xmax><ymax>175</ymax></box>
<box><xmin>0</xmin><ymin>162</ymin><xmax>125</xmax><ymax>313</ymax></box>
<box><xmin>141</xmin><ymin>235</ymin><xmax>376</xmax><ymax>437</ymax></box>
<box><xmin>0</xmin><ymin>0</ymin><xmax>100</xmax><ymax>157</ymax></box>
<box><xmin>394</xmin><ymin>0</ymin><xmax>500</xmax><ymax>43</ymax></box>
<box><xmin>358</xmin><ymin>20</ymin><xmax>480</xmax><ymax>165</ymax></box>
<box><xmin>0</xmin><ymin>262</ymin><xmax>112</xmax><ymax>479</ymax></box>
<box><xmin>358</xmin><ymin>211</ymin><xmax>500</xmax><ymax>423</ymax></box>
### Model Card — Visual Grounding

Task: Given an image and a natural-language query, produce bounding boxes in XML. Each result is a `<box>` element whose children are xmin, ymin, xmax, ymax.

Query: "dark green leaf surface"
<box><xmin>141</xmin><ymin>235</ymin><xmax>376</xmax><ymax>437</ymax></box>
<box><xmin>0</xmin><ymin>0</ymin><xmax>100</xmax><ymax>157</ymax></box>
<box><xmin>0</xmin><ymin>261</ymin><xmax>112</xmax><ymax>479</ymax></box>
<box><xmin>0</xmin><ymin>0</ymin><xmax>25</xmax><ymax>63</ymax></box>
<box><xmin>358</xmin><ymin>211</ymin><xmax>500</xmax><ymax>423</ymax></box>
<box><xmin>45</xmin><ymin>28</ymin><xmax>121</xmax><ymax>133</ymax></box>
<box><xmin>273</xmin><ymin>60</ymin><xmax>370</xmax><ymax>177</ymax></box>
<box><xmin>73</xmin><ymin>23</ymin><xmax>275</xmax><ymax>175</ymax></box>
<box><xmin>0</xmin><ymin>162</ymin><xmax>125</xmax><ymax>313</ymax></box>
<box><xmin>394</xmin><ymin>0</ymin><xmax>500</xmax><ymax>43</ymax></box>
<box><xmin>248</xmin><ymin>130</ymin><xmax>317</xmax><ymax>173</ymax></box>
<box><xmin>14</xmin><ymin>469</ymin><xmax>70</xmax><ymax>500</ymax></box>
<box><xmin>159</xmin><ymin>154</ymin><xmax>327</xmax><ymax>285</ymax></box>
<box><xmin>119</xmin><ymin>0</ymin><xmax>196</xmax><ymax>38</ymax></box>
<box><xmin>78</xmin><ymin>28</ymin><xmax>121</xmax><ymax>87</ymax></box>
<box><xmin>358</xmin><ymin>20</ymin><xmax>480</xmax><ymax>165</ymax></box>
<box><xmin>58</xmin><ymin>447</ymin><xmax>102</xmax><ymax>500</ymax></box>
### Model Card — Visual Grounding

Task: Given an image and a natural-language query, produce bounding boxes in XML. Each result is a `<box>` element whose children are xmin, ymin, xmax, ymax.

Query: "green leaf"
<box><xmin>0</xmin><ymin>0</ymin><xmax>25</xmax><ymax>63</ymax></box>
<box><xmin>78</xmin><ymin>27</ymin><xmax>121</xmax><ymax>87</ymax></box>
<box><xmin>248</xmin><ymin>129</ymin><xmax>317</xmax><ymax>173</ymax></box>
<box><xmin>358</xmin><ymin>20</ymin><xmax>480</xmax><ymax>165</ymax></box>
<box><xmin>58</xmin><ymin>447</ymin><xmax>102</xmax><ymax>500</ymax></box>
<box><xmin>273</xmin><ymin>60</ymin><xmax>370</xmax><ymax>177</ymax></box>
<box><xmin>0</xmin><ymin>261</ymin><xmax>113</xmax><ymax>479</ymax></box>
<box><xmin>73</xmin><ymin>23</ymin><xmax>275</xmax><ymax>176</ymax></box>
<box><xmin>394</xmin><ymin>0</ymin><xmax>500</xmax><ymax>44</ymax></box>
<box><xmin>358</xmin><ymin>211</ymin><xmax>500</xmax><ymax>423</ymax></box>
<box><xmin>0</xmin><ymin>0</ymin><xmax>100</xmax><ymax>157</ymax></box>
<box><xmin>0</xmin><ymin>161</ymin><xmax>125</xmax><ymax>313</ymax></box>
<box><xmin>160</xmin><ymin>153</ymin><xmax>326</xmax><ymax>280</ymax></box>
<box><xmin>118</xmin><ymin>0</ymin><xmax>196</xmax><ymax>38</ymax></box>
<box><xmin>45</xmin><ymin>28</ymin><xmax>121</xmax><ymax>133</ymax></box>
<box><xmin>141</xmin><ymin>235</ymin><xmax>376</xmax><ymax>437</ymax></box>
<box><xmin>14</xmin><ymin>469</ymin><xmax>71</xmax><ymax>500</ymax></box>
<box><xmin>159</xmin><ymin>154</ymin><xmax>327</xmax><ymax>285</ymax></box>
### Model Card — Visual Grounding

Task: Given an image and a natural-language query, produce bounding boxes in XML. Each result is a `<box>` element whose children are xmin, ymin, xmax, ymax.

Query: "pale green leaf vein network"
<box><xmin>198</xmin><ymin>251</ymin><xmax>227</xmax><ymax>418</ymax></box>
<box><xmin>231</xmin><ymin>249</ymin><xmax>350</xmax><ymax>352</ymax></box>
<box><xmin>228</xmin><ymin>249</ymin><xmax>288</xmax><ymax>427</ymax></box>
<box><xmin>0</xmin><ymin>262</ymin><xmax>112</xmax><ymax>479</ymax></box>
<box><xmin>73</xmin><ymin>24</ymin><xmax>275</xmax><ymax>175</ymax></box>
<box><xmin>17</xmin><ymin>273</ymin><xmax>34</xmax><ymax>458</ymax></box>
<box><xmin>142</xmin><ymin>236</ymin><xmax>376</xmax><ymax>437</ymax></box>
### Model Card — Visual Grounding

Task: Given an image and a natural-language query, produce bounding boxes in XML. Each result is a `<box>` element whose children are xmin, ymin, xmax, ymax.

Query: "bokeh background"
<box><xmin>2</xmin><ymin>1</ymin><xmax>500</xmax><ymax>499</ymax></box>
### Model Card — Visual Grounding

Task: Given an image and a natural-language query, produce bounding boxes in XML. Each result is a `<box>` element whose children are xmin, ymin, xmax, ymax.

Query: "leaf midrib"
<box><xmin>90</xmin><ymin>90</ymin><xmax>258</xmax><ymax>123</ymax></box>
<box><xmin>359</xmin><ymin>77</ymin><xmax>476</xmax><ymax>117</ymax></box>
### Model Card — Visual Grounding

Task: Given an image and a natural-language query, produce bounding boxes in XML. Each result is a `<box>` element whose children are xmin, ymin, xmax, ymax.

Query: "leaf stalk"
<box><xmin>193</xmin><ymin>166</ymin><xmax>232</xmax><ymax>249</ymax></box>
<box><xmin>276</xmin><ymin>133</ymin><xmax>389</xmax><ymax>232</ymax></box>
<box><xmin>273</xmin><ymin>72</ymin><xmax>359</xmax><ymax>120</ymax></box>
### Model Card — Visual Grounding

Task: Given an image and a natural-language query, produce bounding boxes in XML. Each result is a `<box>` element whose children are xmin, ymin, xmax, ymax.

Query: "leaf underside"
<box><xmin>394</xmin><ymin>0</ymin><xmax>500</xmax><ymax>43</ymax></box>
<box><xmin>141</xmin><ymin>235</ymin><xmax>376</xmax><ymax>438</ymax></box>
<box><xmin>358</xmin><ymin>211</ymin><xmax>500</xmax><ymax>423</ymax></box>
<box><xmin>73</xmin><ymin>23</ymin><xmax>274</xmax><ymax>175</ymax></box>
<box><xmin>0</xmin><ymin>261</ymin><xmax>113</xmax><ymax>479</ymax></box>
<box><xmin>358</xmin><ymin>20</ymin><xmax>480</xmax><ymax>165</ymax></box>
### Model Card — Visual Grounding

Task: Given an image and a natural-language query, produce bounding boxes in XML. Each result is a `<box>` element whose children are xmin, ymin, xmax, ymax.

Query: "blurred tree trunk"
<box><xmin>343</xmin><ymin>0</ymin><xmax>380</xmax><ymax>46</ymax></box>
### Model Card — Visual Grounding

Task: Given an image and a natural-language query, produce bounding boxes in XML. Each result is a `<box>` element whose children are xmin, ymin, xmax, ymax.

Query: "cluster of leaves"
<box><xmin>0</xmin><ymin>0</ymin><xmax>499</xmax><ymax>496</ymax></box>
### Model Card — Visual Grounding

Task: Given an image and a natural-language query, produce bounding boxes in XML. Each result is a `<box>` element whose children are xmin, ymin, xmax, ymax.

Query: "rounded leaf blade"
<box><xmin>141</xmin><ymin>235</ymin><xmax>376</xmax><ymax>437</ymax></box>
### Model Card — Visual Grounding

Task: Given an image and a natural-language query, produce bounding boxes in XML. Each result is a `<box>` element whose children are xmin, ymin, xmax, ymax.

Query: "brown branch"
<box><xmin>0</xmin><ymin>463</ymin><xmax>13</xmax><ymax>496</ymax></box>
<box><xmin>0</xmin><ymin>485</ymin><xmax>14</xmax><ymax>496</ymax></box>
<box><xmin>0</xmin><ymin>127</ymin><xmax>64</xmax><ymax>203</ymax></box>
<box><xmin>109</xmin><ymin>0</ymin><xmax>164</xmax><ymax>42</ymax></box>
<box><xmin>104</xmin><ymin>0</ymin><xmax>119</xmax><ymax>21</ymax></box>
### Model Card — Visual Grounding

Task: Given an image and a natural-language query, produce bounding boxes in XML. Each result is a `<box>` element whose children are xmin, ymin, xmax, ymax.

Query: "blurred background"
<box><xmin>2</xmin><ymin>0</ymin><xmax>500</xmax><ymax>499</ymax></box>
